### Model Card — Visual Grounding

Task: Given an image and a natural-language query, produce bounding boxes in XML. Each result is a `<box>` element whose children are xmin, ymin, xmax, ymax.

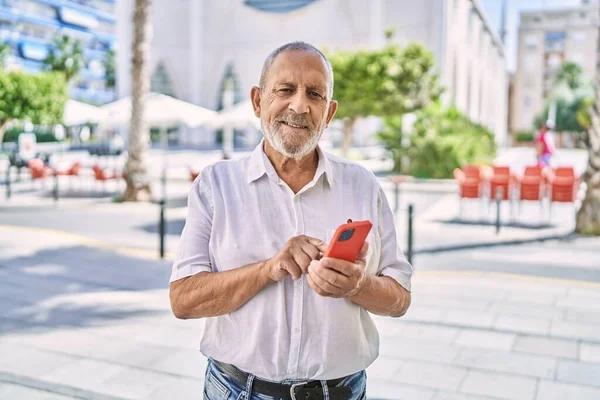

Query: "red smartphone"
<box><xmin>324</xmin><ymin>220</ymin><xmax>373</xmax><ymax>262</ymax></box>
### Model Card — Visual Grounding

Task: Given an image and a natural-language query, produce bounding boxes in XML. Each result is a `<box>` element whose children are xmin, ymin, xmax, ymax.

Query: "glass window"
<box><xmin>17</xmin><ymin>22</ymin><xmax>57</xmax><ymax>40</ymax></box>
<box><xmin>13</xmin><ymin>0</ymin><xmax>56</xmax><ymax>20</ymax></box>
<box><xmin>545</xmin><ymin>31</ymin><xmax>567</xmax><ymax>52</ymax></box>
<box><xmin>151</xmin><ymin>62</ymin><xmax>176</xmax><ymax>98</ymax></box>
<box><xmin>244</xmin><ymin>0</ymin><xmax>317</xmax><ymax>13</ymax></box>
<box><xmin>524</xmin><ymin>34</ymin><xmax>537</xmax><ymax>49</ymax></box>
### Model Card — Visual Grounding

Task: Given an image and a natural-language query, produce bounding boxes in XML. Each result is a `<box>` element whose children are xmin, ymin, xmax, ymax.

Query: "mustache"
<box><xmin>274</xmin><ymin>112</ymin><xmax>313</xmax><ymax>129</ymax></box>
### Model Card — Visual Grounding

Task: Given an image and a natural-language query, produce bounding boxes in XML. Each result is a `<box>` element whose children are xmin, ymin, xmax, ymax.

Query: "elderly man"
<box><xmin>169</xmin><ymin>42</ymin><xmax>412</xmax><ymax>400</ymax></box>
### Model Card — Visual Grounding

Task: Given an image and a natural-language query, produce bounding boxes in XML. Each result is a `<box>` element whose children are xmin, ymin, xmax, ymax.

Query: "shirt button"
<box><xmin>296</xmin><ymin>280</ymin><xmax>302</xmax><ymax>287</ymax></box>
<box><xmin>294</xmin><ymin>328</ymin><xmax>300</xmax><ymax>334</ymax></box>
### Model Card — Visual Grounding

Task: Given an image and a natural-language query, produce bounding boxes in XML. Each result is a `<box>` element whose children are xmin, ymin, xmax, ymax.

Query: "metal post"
<box><xmin>407</xmin><ymin>203</ymin><xmax>414</xmax><ymax>265</ymax></box>
<box><xmin>159</xmin><ymin>199</ymin><xmax>166</xmax><ymax>259</ymax></box>
<box><xmin>5</xmin><ymin>165</ymin><xmax>11</xmax><ymax>200</ymax></box>
<box><xmin>495</xmin><ymin>187</ymin><xmax>503</xmax><ymax>234</ymax></box>
<box><xmin>53</xmin><ymin>171</ymin><xmax>59</xmax><ymax>202</ymax></box>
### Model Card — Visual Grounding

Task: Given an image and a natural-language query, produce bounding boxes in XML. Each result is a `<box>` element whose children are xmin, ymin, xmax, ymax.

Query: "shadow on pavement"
<box><xmin>137</xmin><ymin>218</ymin><xmax>185</xmax><ymax>236</ymax></box>
<box><xmin>0</xmin><ymin>245</ymin><xmax>171</xmax><ymax>336</ymax></box>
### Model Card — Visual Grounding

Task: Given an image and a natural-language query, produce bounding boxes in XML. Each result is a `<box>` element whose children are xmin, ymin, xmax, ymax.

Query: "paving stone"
<box><xmin>431</xmin><ymin>393</ymin><xmax>497</xmax><ymax>400</ymax></box>
<box><xmin>394</xmin><ymin>360</ymin><xmax>468</xmax><ymax>391</ymax></box>
<box><xmin>377</xmin><ymin>321</ymin><xmax>461</xmax><ymax>344</ymax></box>
<box><xmin>580</xmin><ymin>342</ymin><xmax>600</xmax><ymax>363</ymax></box>
<box><xmin>366</xmin><ymin>356</ymin><xmax>402</xmax><ymax>382</ymax></box>
<box><xmin>413</xmin><ymin>294</ymin><xmax>491</xmax><ymax>311</ymax></box>
<box><xmin>564</xmin><ymin>309</ymin><xmax>600</xmax><ymax>325</ymax></box>
<box><xmin>460</xmin><ymin>370</ymin><xmax>537</xmax><ymax>400</ymax></box>
<box><xmin>379</xmin><ymin>336</ymin><xmax>460</xmax><ymax>364</ymax></box>
<box><xmin>41</xmin><ymin>359</ymin><xmax>127</xmax><ymax>392</ymax></box>
<box><xmin>556</xmin><ymin>360</ymin><xmax>600</xmax><ymax>388</ymax></box>
<box><xmin>453</xmin><ymin>347</ymin><xmax>556</xmax><ymax>379</ymax></box>
<box><xmin>488</xmin><ymin>300</ymin><xmax>562</xmax><ymax>319</ymax></box>
<box><xmin>556</xmin><ymin>295</ymin><xmax>600</xmax><ymax>312</ymax></box>
<box><xmin>402</xmin><ymin>304</ymin><xmax>446</xmax><ymax>323</ymax></box>
<box><xmin>366</xmin><ymin>380</ymin><xmax>436</xmax><ymax>400</ymax></box>
<box><xmin>513</xmin><ymin>335</ymin><xmax>578</xmax><ymax>359</ymax></box>
<box><xmin>536</xmin><ymin>379</ymin><xmax>600</xmax><ymax>400</ymax></box>
<box><xmin>454</xmin><ymin>329</ymin><xmax>516</xmax><ymax>351</ymax></box>
<box><xmin>0</xmin><ymin>383</ymin><xmax>74</xmax><ymax>400</ymax></box>
<box><xmin>441</xmin><ymin>310</ymin><xmax>495</xmax><ymax>329</ymax></box>
<box><xmin>493</xmin><ymin>315</ymin><xmax>550</xmax><ymax>335</ymax></box>
<box><xmin>142</xmin><ymin>375</ymin><xmax>204</xmax><ymax>400</ymax></box>
<box><xmin>505</xmin><ymin>291</ymin><xmax>558</xmax><ymax>306</ymax></box>
<box><xmin>0</xmin><ymin>345</ymin><xmax>75</xmax><ymax>378</ymax></box>
<box><xmin>94</xmin><ymin>367</ymin><xmax>171</xmax><ymax>399</ymax></box>
<box><xmin>147</xmin><ymin>349</ymin><xmax>207</xmax><ymax>379</ymax></box>
<box><xmin>550</xmin><ymin>319</ymin><xmax>600</xmax><ymax>342</ymax></box>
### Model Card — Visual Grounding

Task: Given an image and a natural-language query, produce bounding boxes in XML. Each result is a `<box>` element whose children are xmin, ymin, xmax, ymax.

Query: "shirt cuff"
<box><xmin>379</xmin><ymin>266</ymin><xmax>412</xmax><ymax>292</ymax></box>
<box><xmin>169</xmin><ymin>263</ymin><xmax>212</xmax><ymax>283</ymax></box>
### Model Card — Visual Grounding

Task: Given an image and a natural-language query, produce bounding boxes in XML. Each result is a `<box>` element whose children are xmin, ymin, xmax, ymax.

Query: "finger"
<box><xmin>292</xmin><ymin>251</ymin><xmax>312</xmax><ymax>274</ymax></box>
<box><xmin>301</xmin><ymin>242</ymin><xmax>321</xmax><ymax>261</ymax></box>
<box><xmin>321</xmin><ymin>257</ymin><xmax>357</xmax><ymax>277</ymax></box>
<box><xmin>311</xmin><ymin>262</ymin><xmax>349</xmax><ymax>289</ymax></box>
<box><xmin>306</xmin><ymin>274</ymin><xmax>330</xmax><ymax>297</ymax></box>
<box><xmin>281</xmin><ymin>259</ymin><xmax>302</xmax><ymax>280</ymax></box>
<box><xmin>309</xmin><ymin>269</ymin><xmax>343</xmax><ymax>297</ymax></box>
<box><xmin>357</xmin><ymin>241</ymin><xmax>369</xmax><ymax>262</ymax></box>
<box><xmin>306</xmin><ymin>237</ymin><xmax>328</xmax><ymax>253</ymax></box>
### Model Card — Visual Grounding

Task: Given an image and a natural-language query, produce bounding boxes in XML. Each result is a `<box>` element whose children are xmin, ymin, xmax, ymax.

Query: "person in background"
<box><xmin>536</xmin><ymin>120</ymin><xmax>555</xmax><ymax>167</ymax></box>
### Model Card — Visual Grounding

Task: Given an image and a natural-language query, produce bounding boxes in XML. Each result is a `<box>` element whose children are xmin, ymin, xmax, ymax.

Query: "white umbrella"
<box><xmin>211</xmin><ymin>100</ymin><xmax>260</xmax><ymax>130</ymax></box>
<box><xmin>63</xmin><ymin>99</ymin><xmax>109</xmax><ymax>126</ymax></box>
<box><xmin>101</xmin><ymin>92</ymin><xmax>217</xmax><ymax>128</ymax></box>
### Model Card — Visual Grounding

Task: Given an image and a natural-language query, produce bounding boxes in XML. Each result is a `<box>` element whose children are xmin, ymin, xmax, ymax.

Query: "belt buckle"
<box><xmin>289</xmin><ymin>381</ymin><xmax>308</xmax><ymax>400</ymax></box>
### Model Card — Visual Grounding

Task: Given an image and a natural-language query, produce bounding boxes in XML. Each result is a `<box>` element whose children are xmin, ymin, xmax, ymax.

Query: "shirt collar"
<box><xmin>246</xmin><ymin>139</ymin><xmax>334</xmax><ymax>186</ymax></box>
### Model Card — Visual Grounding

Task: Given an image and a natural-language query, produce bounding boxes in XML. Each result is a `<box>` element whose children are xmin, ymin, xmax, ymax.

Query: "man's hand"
<box><xmin>307</xmin><ymin>242</ymin><xmax>369</xmax><ymax>298</ymax></box>
<box><xmin>265</xmin><ymin>235</ymin><xmax>325</xmax><ymax>282</ymax></box>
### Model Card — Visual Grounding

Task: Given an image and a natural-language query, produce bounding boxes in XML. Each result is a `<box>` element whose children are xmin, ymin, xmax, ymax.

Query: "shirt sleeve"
<box><xmin>170</xmin><ymin>170</ymin><xmax>214</xmax><ymax>283</ymax></box>
<box><xmin>376</xmin><ymin>187</ymin><xmax>413</xmax><ymax>292</ymax></box>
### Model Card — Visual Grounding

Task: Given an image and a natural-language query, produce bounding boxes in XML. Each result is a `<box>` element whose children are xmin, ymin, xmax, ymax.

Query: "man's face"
<box><xmin>251</xmin><ymin>50</ymin><xmax>338</xmax><ymax>159</ymax></box>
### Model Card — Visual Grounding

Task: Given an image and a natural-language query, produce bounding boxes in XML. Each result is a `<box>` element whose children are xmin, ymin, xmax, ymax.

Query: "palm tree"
<box><xmin>575</xmin><ymin>81</ymin><xmax>600</xmax><ymax>235</ymax></box>
<box><xmin>103</xmin><ymin>49</ymin><xmax>116</xmax><ymax>89</ymax></box>
<box><xmin>122</xmin><ymin>0</ymin><xmax>153</xmax><ymax>201</ymax></box>
<box><xmin>44</xmin><ymin>35</ymin><xmax>85</xmax><ymax>82</ymax></box>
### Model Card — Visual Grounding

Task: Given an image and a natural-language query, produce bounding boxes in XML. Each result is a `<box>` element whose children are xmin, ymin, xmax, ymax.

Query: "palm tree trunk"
<box><xmin>575</xmin><ymin>87</ymin><xmax>600</xmax><ymax>235</ymax></box>
<box><xmin>0</xmin><ymin>120</ymin><xmax>9</xmax><ymax>150</ymax></box>
<box><xmin>123</xmin><ymin>0</ymin><xmax>153</xmax><ymax>202</ymax></box>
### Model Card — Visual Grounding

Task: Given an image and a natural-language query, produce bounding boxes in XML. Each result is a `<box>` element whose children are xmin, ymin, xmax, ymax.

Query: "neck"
<box><xmin>263</xmin><ymin>139</ymin><xmax>319</xmax><ymax>193</ymax></box>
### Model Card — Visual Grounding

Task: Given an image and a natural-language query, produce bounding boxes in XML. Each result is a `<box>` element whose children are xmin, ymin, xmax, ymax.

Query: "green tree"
<box><xmin>44</xmin><ymin>34</ymin><xmax>85</xmax><ymax>82</ymax></box>
<box><xmin>377</xmin><ymin>102</ymin><xmax>496</xmax><ymax>178</ymax></box>
<box><xmin>0</xmin><ymin>70</ymin><xmax>68</xmax><ymax>145</ymax></box>
<box><xmin>103</xmin><ymin>49</ymin><xmax>116</xmax><ymax>89</ymax></box>
<box><xmin>0</xmin><ymin>41</ymin><xmax>11</xmax><ymax>68</ymax></box>
<box><xmin>326</xmin><ymin>37</ymin><xmax>442</xmax><ymax>156</ymax></box>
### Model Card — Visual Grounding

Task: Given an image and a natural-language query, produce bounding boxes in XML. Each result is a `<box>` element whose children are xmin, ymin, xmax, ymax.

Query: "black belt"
<box><xmin>212</xmin><ymin>360</ymin><xmax>353</xmax><ymax>400</ymax></box>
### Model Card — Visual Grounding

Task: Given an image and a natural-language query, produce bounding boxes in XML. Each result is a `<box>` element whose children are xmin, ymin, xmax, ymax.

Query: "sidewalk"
<box><xmin>1</xmin><ymin>225</ymin><xmax>599</xmax><ymax>400</ymax></box>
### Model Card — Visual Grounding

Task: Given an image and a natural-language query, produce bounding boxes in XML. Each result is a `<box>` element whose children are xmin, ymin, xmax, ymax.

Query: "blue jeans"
<box><xmin>203</xmin><ymin>359</ymin><xmax>367</xmax><ymax>400</ymax></box>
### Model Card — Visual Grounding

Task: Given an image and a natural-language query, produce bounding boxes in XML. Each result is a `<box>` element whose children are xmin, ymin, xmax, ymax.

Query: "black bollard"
<box><xmin>495</xmin><ymin>187</ymin><xmax>503</xmax><ymax>234</ymax></box>
<box><xmin>5</xmin><ymin>165</ymin><xmax>11</xmax><ymax>200</ymax></box>
<box><xmin>394</xmin><ymin>182</ymin><xmax>399</xmax><ymax>213</ymax></box>
<box><xmin>53</xmin><ymin>171</ymin><xmax>59</xmax><ymax>202</ymax></box>
<box><xmin>159</xmin><ymin>199</ymin><xmax>166</xmax><ymax>259</ymax></box>
<box><xmin>407</xmin><ymin>203</ymin><xmax>414</xmax><ymax>265</ymax></box>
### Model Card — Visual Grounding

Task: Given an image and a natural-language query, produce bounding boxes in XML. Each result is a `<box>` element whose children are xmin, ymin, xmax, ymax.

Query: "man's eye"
<box><xmin>310</xmin><ymin>92</ymin><xmax>323</xmax><ymax>99</ymax></box>
<box><xmin>278</xmin><ymin>88</ymin><xmax>292</xmax><ymax>93</ymax></box>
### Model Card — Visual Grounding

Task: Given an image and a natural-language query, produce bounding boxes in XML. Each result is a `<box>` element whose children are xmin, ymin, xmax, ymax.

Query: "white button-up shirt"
<box><xmin>171</xmin><ymin>141</ymin><xmax>412</xmax><ymax>381</ymax></box>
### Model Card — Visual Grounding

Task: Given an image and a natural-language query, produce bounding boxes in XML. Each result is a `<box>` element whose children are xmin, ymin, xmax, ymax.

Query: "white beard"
<box><xmin>261</xmin><ymin>119</ymin><xmax>323</xmax><ymax>159</ymax></box>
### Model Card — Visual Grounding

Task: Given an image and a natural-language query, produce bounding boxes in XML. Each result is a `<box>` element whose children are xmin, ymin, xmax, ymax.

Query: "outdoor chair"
<box><xmin>28</xmin><ymin>158</ymin><xmax>53</xmax><ymax>188</ymax></box>
<box><xmin>514</xmin><ymin>165</ymin><xmax>545</xmax><ymax>219</ymax></box>
<box><xmin>546</xmin><ymin>166</ymin><xmax>580</xmax><ymax>217</ymax></box>
<box><xmin>453</xmin><ymin>164</ymin><xmax>484</xmax><ymax>217</ymax></box>
<box><xmin>92</xmin><ymin>164</ymin><xmax>120</xmax><ymax>194</ymax></box>
<box><xmin>189</xmin><ymin>167</ymin><xmax>200</xmax><ymax>182</ymax></box>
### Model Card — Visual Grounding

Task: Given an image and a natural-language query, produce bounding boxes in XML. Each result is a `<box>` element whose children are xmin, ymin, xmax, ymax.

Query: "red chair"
<box><xmin>92</xmin><ymin>164</ymin><xmax>120</xmax><ymax>194</ymax></box>
<box><xmin>547</xmin><ymin>166</ymin><xmax>579</xmax><ymax>207</ymax></box>
<box><xmin>453</xmin><ymin>164</ymin><xmax>484</xmax><ymax>217</ymax></box>
<box><xmin>488</xmin><ymin>165</ymin><xmax>512</xmax><ymax>201</ymax></box>
<box><xmin>189</xmin><ymin>167</ymin><xmax>199</xmax><ymax>182</ymax></box>
<box><xmin>515</xmin><ymin>165</ymin><xmax>545</xmax><ymax>217</ymax></box>
<box><xmin>28</xmin><ymin>158</ymin><xmax>53</xmax><ymax>188</ymax></box>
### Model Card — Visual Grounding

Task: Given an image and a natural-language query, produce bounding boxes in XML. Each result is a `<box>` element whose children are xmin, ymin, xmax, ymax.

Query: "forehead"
<box><xmin>266</xmin><ymin>50</ymin><xmax>330</xmax><ymax>88</ymax></box>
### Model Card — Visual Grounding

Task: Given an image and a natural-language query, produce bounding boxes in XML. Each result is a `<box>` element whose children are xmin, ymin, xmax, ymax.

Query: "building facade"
<box><xmin>116</xmin><ymin>0</ymin><xmax>507</xmax><ymax>146</ymax></box>
<box><xmin>511</xmin><ymin>1</ymin><xmax>600</xmax><ymax>135</ymax></box>
<box><xmin>0</xmin><ymin>0</ymin><xmax>116</xmax><ymax>104</ymax></box>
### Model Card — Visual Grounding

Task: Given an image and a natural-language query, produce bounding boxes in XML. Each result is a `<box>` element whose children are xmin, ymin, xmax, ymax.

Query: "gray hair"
<box><xmin>259</xmin><ymin>41</ymin><xmax>334</xmax><ymax>99</ymax></box>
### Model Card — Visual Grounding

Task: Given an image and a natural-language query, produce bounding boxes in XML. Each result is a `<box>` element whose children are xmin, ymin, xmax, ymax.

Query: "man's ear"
<box><xmin>250</xmin><ymin>86</ymin><xmax>261</xmax><ymax>118</ymax></box>
<box><xmin>325</xmin><ymin>100</ymin><xmax>338</xmax><ymax>128</ymax></box>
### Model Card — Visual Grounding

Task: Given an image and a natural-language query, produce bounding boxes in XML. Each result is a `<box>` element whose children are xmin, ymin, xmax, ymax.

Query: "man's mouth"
<box><xmin>279</xmin><ymin>121</ymin><xmax>308</xmax><ymax>129</ymax></box>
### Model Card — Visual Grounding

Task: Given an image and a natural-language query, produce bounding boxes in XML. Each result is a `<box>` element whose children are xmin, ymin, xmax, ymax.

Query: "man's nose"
<box><xmin>288</xmin><ymin>91</ymin><xmax>310</xmax><ymax>115</ymax></box>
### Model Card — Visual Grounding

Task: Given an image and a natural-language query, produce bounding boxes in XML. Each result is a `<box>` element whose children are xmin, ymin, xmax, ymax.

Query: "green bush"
<box><xmin>377</xmin><ymin>103</ymin><xmax>496</xmax><ymax>178</ymax></box>
<box><xmin>515</xmin><ymin>131</ymin><xmax>534</xmax><ymax>142</ymax></box>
